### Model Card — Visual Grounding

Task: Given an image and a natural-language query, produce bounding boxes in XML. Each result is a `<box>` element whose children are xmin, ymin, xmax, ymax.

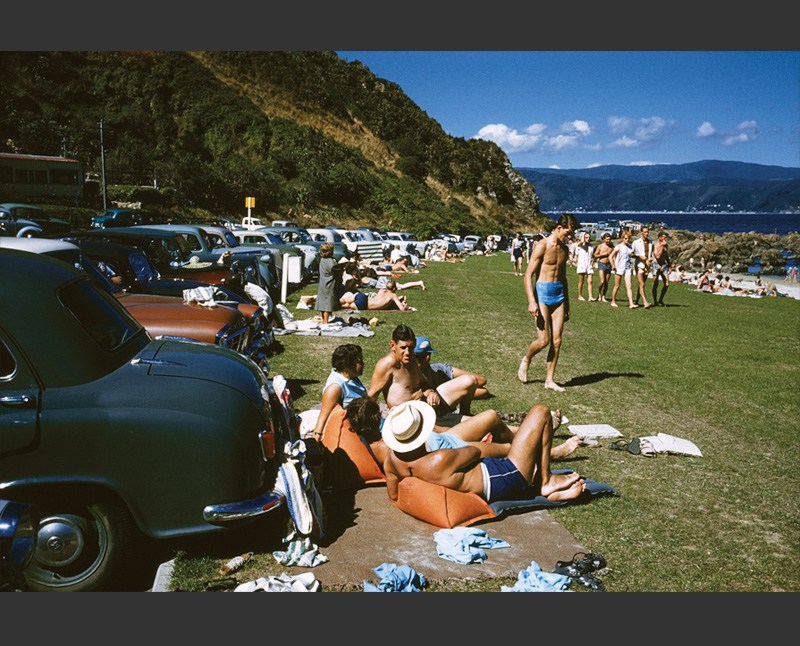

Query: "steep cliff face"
<box><xmin>0</xmin><ymin>51</ymin><xmax>546</xmax><ymax>235</ymax></box>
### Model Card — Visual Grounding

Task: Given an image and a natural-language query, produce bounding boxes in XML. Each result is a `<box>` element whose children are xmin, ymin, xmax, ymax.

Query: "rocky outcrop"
<box><xmin>667</xmin><ymin>230</ymin><xmax>800</xmax><ymax>274</ymax></box>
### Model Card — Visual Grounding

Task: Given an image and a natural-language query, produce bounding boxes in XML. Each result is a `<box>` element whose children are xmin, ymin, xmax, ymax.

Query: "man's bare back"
<box><xmin>384</xmin><ymin>445</ymin><xmax>486</xmax><ymax>501</ymax></box>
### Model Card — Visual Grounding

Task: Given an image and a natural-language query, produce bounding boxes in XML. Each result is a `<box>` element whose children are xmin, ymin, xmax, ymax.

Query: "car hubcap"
<box><xmin>35</xmin><ymin>514</ymin><xmax>88</xmax><ymax>567</ymax></box>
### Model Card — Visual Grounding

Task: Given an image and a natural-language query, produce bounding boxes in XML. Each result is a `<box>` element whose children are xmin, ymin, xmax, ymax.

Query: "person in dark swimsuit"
<box><xmin>593</xmin><ymin>232</ymin><xmax>614</xmax><ymax>303</ymax></box>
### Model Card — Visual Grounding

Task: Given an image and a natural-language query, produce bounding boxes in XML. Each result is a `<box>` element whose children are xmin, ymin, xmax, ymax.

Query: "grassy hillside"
<box><xmin>0</xmin><ymin>51</ymin><xmax>545</xmax><ymax>237</ymax></box>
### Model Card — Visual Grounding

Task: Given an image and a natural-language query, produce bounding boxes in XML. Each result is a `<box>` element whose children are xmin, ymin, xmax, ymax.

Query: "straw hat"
<box><xmin>381</xmin><ymin>400</ymin><xmax>436</xmax><ymax>454</ymax></box>
<box><xmin>183</xmin><ymin>255</ymin><xmax>213</xmax><ymax>270</ymax></box>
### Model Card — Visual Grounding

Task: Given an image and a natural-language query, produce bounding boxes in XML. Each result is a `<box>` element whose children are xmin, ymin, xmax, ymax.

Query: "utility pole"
<box><xmin>100</xmin><ymin>118</ymin><xmax>107</xmax><ymax>210</ymax></box>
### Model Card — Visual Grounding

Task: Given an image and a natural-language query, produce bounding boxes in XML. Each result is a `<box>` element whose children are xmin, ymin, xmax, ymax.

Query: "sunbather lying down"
<box><xmin>345</xmin><ymin>397</ymin><xmax>586</xmax><ymax>504</ymax></box>
<box><xmin>339</xmin><ymin>280</ymin><xmax>412</xmax><ymax>311</ymax></box>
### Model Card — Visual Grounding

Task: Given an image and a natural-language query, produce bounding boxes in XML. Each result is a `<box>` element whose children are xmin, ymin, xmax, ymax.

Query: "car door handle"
<box><xmin>0</xmin><ymin>395</ymin><xmax>36</xmax><ymax>408</ymax></box>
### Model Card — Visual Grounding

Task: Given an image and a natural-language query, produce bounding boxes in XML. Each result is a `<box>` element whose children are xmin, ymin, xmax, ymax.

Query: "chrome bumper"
<box><xmin>203</xmin><ymin>490</ymin><xmax>285</xmax><ymax>524</ymax></box>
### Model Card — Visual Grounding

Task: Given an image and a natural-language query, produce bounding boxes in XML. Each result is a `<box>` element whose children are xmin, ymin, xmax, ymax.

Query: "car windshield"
<box><xmin>58</xmin><ymin>280</ymin><xmax>142</xmax><ymax>351</ymax></box>
<box><xmin>222</xmin><ymin>231</ymin><xmax>239</xmax><ymax>247</ymax></box>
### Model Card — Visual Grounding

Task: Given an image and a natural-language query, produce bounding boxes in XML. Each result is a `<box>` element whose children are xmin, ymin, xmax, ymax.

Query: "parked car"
<box><xmin>462</xmin><ymin>234</ymin><xmax>484</xmax><ymax>252</ymax></box>
<box><xmin>0</xmin><ymin>238</ymin><xmax>264</xmax><ymax>367</ymax></box>
<box><xmin>383</xmin><ymin>231</ymin><xmax>429</xmax><ymax>258</ymax></box>
<box><xmin>231</xmin><ymin>228</ymin><xmax>308</xmax><ymax>283</ymax></box>
<box><xmin>334</xmin><ymin>228</ymin><xmax>385</xmax><ymax>262</ymax></box>
<box><xmin>134</xmin><ymin>223</ymin><xmax>268</xmax><ymax>264</ymax></box>
<box><xmin>305</xmin><ymin>227</ymin><xmax>351</xmax><ymax>261</ymax></box>
<box><xmin>0</xmin><ymin>248</ymin><xmax>286</xmax><ymax>591</ymax></box>
<box><xmin>258</xmin><ymin>226</ymin><xmax>321</xmax><ymax>275</ymax></box>
<box><xmin>0</xmin><ymin>202</ymin><xmax>70</xmax><ymax>237</ymax></box>
<box><xmin>90</xmin><ymin>208</ymin><xmax>144</xmax><ymax>229</ymax></box>
<box><xmin>70</xmin><ymin>238</ymin><xmax>274</xmax><ymax>360</ymax></box>
<box><xmin>431</xmin><ymin>233</ymin><xmax>465</xmax><ymax>254</ymax></box>
<box><xmin>70</xmin><ymin>226</ymin><xmax>195</xmax><ymax>269</ymax></box>
<box><xmin>70</xmin><ymin>226</ymin><xmax>280</xmax><ymax>296</ymax></box>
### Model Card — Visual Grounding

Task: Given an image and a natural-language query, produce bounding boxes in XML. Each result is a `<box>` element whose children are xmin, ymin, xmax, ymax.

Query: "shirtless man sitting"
<box><xmin>380</xmin><ymin>400</ymin><xmax>587</xmax><ymax>504</ymax></box>
<box><xmin>367</xmin><ymin>323</ymin><xmax>478</xmax><ymax>417</ymax></box>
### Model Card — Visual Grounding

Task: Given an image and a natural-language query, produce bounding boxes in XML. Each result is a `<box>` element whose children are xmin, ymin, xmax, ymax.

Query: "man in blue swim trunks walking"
<box><xmin>518</xmin><ymin>212</ymin><xmax>581</xmax><ymax>391</ymax></box>
<box><xmin>381</xmin><ymin>401</ymin><xmax>587</xmax><ymax>504</ymax></box>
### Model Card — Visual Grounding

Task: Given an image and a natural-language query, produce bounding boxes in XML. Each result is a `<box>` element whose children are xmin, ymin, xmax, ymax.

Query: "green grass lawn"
<box><xmin>171</xmin><ymin>251</ymin><xmax>800</xmax><ymax>591</ymax></box>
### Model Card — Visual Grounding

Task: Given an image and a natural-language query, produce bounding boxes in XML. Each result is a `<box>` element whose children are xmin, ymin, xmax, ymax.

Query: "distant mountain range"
<box><xmin>517</xmin><ymin>160</ymin><xmax>800</xmax><ymax>213</ymax></box>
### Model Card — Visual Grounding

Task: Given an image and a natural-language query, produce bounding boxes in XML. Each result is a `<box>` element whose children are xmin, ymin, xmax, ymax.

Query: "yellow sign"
<box><xmin>245</xmin><ymin>197</ymin><xmax>255</xmax><ymax>208</ymax></box>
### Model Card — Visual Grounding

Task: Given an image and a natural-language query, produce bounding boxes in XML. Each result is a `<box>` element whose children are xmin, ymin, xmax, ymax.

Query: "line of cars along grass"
<box><xmin>0</xmin><ymin>202</ymin><xmax>493</xmax><ymax>591</ymax></box>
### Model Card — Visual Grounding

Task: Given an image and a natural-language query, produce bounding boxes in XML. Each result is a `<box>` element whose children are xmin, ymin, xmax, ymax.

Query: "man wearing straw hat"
<box><xmin>381</xmin><ymin>400</ymin><xmax>587</xmax><ymax>504</ymax></box>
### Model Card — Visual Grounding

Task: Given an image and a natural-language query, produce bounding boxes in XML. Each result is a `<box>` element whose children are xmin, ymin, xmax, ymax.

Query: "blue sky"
<box><xmin>337</xmin><ymin>51</ymin><xmax>800</xmax><ymax>170</ymax></box>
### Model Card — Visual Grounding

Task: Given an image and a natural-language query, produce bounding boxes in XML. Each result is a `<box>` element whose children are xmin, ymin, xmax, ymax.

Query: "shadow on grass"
<box><xmin>284</xmin><ymin>378</ymin><xmax>319</xmax><ymax>400</ymax></box>
<box><xmin>318</xmin><ymin>488</ymin><xmax>363</xmax><ymax>547</ymax></box>
<box><xmin>562</xmin><ymin>371</ymin><xmax>644</xmax><ymax>387</ymax></box>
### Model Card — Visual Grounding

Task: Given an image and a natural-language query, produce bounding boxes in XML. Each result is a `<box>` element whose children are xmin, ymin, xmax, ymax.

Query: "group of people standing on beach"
<box><xmin>568</xmin><ymin>225</ymin><xmax>671</xmax><ymax>309</ymax></box>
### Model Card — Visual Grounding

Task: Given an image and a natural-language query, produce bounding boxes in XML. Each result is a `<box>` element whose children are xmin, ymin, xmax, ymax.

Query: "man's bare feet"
<box><xmin>550</xmin><ymin>408</ymin><xmax>563</xmax><ymax>430</ymax></box>
<box><xmin>517</xmin><ymin>358</ymin><xmax>529</xmax><ymax>383</ymax></box>
<box><xmin>588</xmin><ymin>297</ymin><xmax>597</xmax><ymax>302</ymax></box>
<box><xmin>544</xmin><ymin>380</ymin><xmax>566</xmax><ymax>392</ymax></box>
<box><xmin>629</xmin><ymin>304</ymin><xmax>639</xmax><ymax>309</ymax></box>
<box><xmin>545</xmin><ymin>479</ymin><xmax>587</xmax><ymax>502</ymax></box>
<box><xmin>610</xmin><ymin>301</ymin><xmax>618</xmax><ymax>307</ymax></box>
<box><xmin>540</xmin><ymin>470</ymin><xmax>581</xmax><ymax>497</ymax></box>
<box><xmin>551</xmin><ymin>435</ymin><xmax>581</xmax><ymax>460</ymax></box>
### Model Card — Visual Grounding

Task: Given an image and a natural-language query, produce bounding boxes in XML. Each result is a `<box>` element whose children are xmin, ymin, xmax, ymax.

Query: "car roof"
<box><xmin>0</xmin><ymin>248</ymin><xmax>150</xmax><ymax>384</ymax></box>
<box><xmin>0</xmin><ymin>237</ymin><xmax>78</xmax><ymax>253</ymax></box>
<box><xmin>0</xmin><ymin>202</ymin><xmax>42</xmax><ymax>209</ymax></box>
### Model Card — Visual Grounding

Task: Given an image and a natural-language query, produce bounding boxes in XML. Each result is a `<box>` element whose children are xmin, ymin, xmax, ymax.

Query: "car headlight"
<box><xmin>0</xmin><ymin>500</ymin><xmax>41</xmax><ymax>576</ymax></box>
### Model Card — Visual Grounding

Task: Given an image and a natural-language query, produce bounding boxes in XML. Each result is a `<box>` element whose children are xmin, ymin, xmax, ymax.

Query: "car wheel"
<box><xmin>23</xmin><ymin>498</ymin><xmax>135</xmax><ymax>592</ymax></box>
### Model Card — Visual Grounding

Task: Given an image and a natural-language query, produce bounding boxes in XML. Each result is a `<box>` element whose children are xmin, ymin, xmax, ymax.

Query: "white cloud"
<box><xmin>548</xmin><ymin>164</ymin><xmax>561</xmax><ymax>169</ymax></box>
<box><xmin>473</xmin><ymin>119</ymin><xmax>593</xmax><ymax>155</ymax></box>
<box><xmin>607</xmin><ymin>115</ymin><xmax>675</xmax><ymax>148</ymax></box>
<box><xmin>563</xmin><ymin>120</ymin><xmax>591</xmax><ymax>136</ymax></box>
<box><xmin>696</xmin><ymin>121</ymin><xmax>716</xmax><ymax>138</ymax></box>
<box><xmin>612</xmin><ymin>136</ymin><xmax>639</xmax><ymax>148</ymax></box>
<box><xmin>473</xmin><ymin>123</ymin><xmax>546</xmax><ymax>153</ymax></box>
<box><xmin>722</xmin><ymin>120</ymin><xmax>759</xmax><ymax>146</ymax></box>
<box><xmin>546</xmin><ymin>134</ymin><xmax>582</xmax><ymax>152</ymax></box>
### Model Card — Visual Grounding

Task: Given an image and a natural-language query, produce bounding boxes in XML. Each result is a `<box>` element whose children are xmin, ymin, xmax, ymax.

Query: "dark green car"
<box><xmin>0</xmin><ymin>249</ymin><xmax>285</xmax><ymax>591</ymax></box>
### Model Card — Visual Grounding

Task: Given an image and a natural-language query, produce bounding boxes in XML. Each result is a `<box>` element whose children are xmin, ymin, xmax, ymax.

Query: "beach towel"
<box><xmin>567</xmin><ymin>423</ymin><xmax>623</xmax><ymax>439</ymax></box>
